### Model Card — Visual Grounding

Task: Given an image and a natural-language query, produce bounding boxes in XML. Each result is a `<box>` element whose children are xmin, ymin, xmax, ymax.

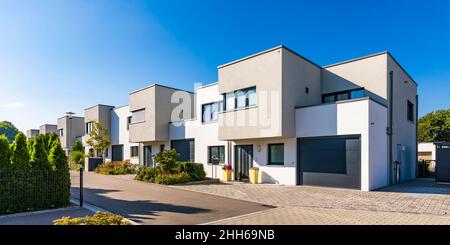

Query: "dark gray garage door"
<box><xmin>297</xmin><ymin>135</ymin><xmax>361</xmax><ymax>189</ymax></box>
<box><xmin>171</xmin><ymin>139</ymin><xmax>195</xmax><ymax>162</ymax></box>
<box><xmin>436</xmin><ymin>144</ymin><xmax>450</xmax><ymax>183</ymax></box>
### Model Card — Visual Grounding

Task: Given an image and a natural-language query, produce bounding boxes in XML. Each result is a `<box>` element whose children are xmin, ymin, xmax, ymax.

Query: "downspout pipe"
<box><xmin>388</xmin><ymin>71</ymin><xmax>394</xmax><ymax>185</ymax></box>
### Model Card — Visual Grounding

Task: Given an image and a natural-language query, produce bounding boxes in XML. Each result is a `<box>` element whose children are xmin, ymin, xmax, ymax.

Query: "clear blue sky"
<box><xmin>1</xmin><ymin>0</ymin><xmax>449</xmax><ymax>132</ymax></box>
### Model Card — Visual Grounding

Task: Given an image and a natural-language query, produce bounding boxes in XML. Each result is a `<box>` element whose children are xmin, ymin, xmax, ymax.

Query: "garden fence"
<box><xmin>0</xmin><ymin>168</ymin><xmax>70</xmax><ymax>215</ymax></box>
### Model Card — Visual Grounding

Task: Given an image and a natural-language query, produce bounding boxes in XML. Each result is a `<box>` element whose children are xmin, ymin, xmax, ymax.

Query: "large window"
<box><xmin>202</xmin><ymin>101</ymin><xmax>223</xmax><ymax>123</ymax></box>
<box><xmin>130</xmin><ymin>146</ymin><xmax>139</xmax><ymax>157</ymax></box>
<box><xmin>322</xmin><ymin>88</ymin><xmax>365</xmax><ymax>103</ymax></box>
<box><xmin>85</xmin><ymin>121</ymin><xmax>93</xmax><ymax>134</ymax></box>
<box><xmin>58</xmin><ymin>129</ymin><xmax>63</xmax><ymax>137</ymax></box>
<box><xmin>268</xmin><ymin>143</ymin><xmax>284</xmax><ymax>165</ymax></box>
<box><xmin>223</xmin><ymin>87</ymin><xmax>256</xmax><ymax>111</ymax></box>
<box><xmin>208</xmin><ymin>146</ymin><xmax>225</xmax><ymax>164</ymax></box>
<box><xmin>407</xmin><ymin>100</ymin><xmax>414</xmax><ymax>122</ymax></box>
<box><xmin>131</xmin><ymin>109</ymin><xmax>145</xmax><ymax>123</ymax></box>
<box><xmin>127</xmin><ymin>116</ymin><xmax>132</xmax><ymax>130</ymax></box>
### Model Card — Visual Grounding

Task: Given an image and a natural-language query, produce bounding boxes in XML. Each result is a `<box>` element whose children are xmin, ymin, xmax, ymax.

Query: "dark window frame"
<box><xmin>85</xmin><ymin>121</ymin><xmax>93</xmax><ymax>134</ymax></box>
<box><xmin>223</xmin><ymin>86</ymin><xmax>256</xmax><ymax>111</ymax></box>
<box><xmin>202</xmin><ymin>101</ymin><xmax>223</xmax><ymax>123</ymax></box>
<box><xmin>127</xmin><ymin>116</ymin><xmax>132</xmax><ymax>130</ymax></box>
<box><xmin>407</xmin><ymin>100</ymin><xmax>414</xmax><ymax>122</ymax></box>
<box><xmin>130</xmin><ymin>146</ymin><xmax>139</xmax><ymax>158</ymax></box>
<box><xmin>321</xmin><ymin>88</ymin><xmax>365</xmax><ymax>103</ymax></box>
<box><xmin>268</xmin><ymin>143</ymin><xmax>284</xmax><ymax>165</ymax></box>
<box><xmin>208</xmin><ymin>145</ymin><xmax>225</xmax><ymax>164</ymax></box>
<box><xmin>58</xmin><ymin>129</ymin><xmax>63</xmax><ymax>137</ymax></box>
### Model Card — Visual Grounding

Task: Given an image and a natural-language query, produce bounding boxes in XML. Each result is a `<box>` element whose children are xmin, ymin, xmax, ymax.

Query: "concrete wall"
<box><xmin>129</xmin><ymin>84</ymin><xmax>195</xmax><ymax>143</ymax></box>
<box><xmin>387</xmin><ymin>55</ymin><xmax>418</xmax><ymax>182</ymax></box>
<box><xmin>57</xmin><ymin>116</ymin><xmax>84</xmax><ymax>152</ymax></box>
<box><xmin>39</xmin><ymin>124</ymin><xmax>57</xmax><ymax>135</ymax></box>
<box><xmin>322</xmin><ymin>53</ymin><xmax>388</xmax><ymax>100</ymax></box>
<box><xmin>281</xmin><ymin>48</ymin><xmax>322</xmax><ymax>137</ymax></box>
<box><xmin>218</xmin><ymin>47</ymin><xmax>283</xmax><ymax>140</ymax></box>
<box><xmin>418</xmin><ymin>143</ymin><xmax>436</xmax><ymax>161</ymax></box>
<box><xmin>107</xmin><ymin>105</ymin><xmax>139</xmax><ymax>164</ymax></box>
<box><xmin>296</xmin><ymin>98</ymin><xmax>387</xmax><ymax>191</ymax></box>
<box><xmin>84</xmin><ymin>104</ymin><xmax>114</xmax><ymax>157</ymax></box>
<box><xmin>170</xmin><ymin>83</ymin><xmax>230</xmax><ymax>179</ymax></box>
<box><xmin>26</xmin><ymin>129</ymin><xmax>39</xmax><ymax>139</ymax></box>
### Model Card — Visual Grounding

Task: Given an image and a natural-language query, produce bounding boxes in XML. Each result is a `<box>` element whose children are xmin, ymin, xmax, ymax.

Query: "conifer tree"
<box><xmin>10</xmin><ymin>132</ymin><xmax>30</xmax><ymax>169</ymax></box>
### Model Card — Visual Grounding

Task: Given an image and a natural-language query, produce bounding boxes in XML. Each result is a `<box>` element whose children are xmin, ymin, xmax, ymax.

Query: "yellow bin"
<box><xmin>222</xmin><ymin>170</ymin><xmax>232</xmax><ymax>181</ymax></box>
<box><xmin>249</xmin><ymin>169</ymin><xmax>259</xmax><ymax>184</ymax></box>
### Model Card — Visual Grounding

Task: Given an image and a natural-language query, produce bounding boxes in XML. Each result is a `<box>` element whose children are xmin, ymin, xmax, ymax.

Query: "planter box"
<box><xmin>249</xmin><ymin>169</ymin><xmax>259</xmax><ymax>184</ymax></box>
<box><xmin>222</xmin><ymin>170</ymin><xmax>232</xmax><ymax>181</ymax></box>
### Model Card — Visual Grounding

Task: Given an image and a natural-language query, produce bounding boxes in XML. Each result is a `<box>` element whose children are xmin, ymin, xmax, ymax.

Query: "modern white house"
<box><xmin>82</xmin><ymin>104</ymin><xmax>139</xmax><ymax>165</ymax></box>
<box><xmin>82</xmin><ymin>45</ymin><xmax>418</xmax><ymax>191</ymax></box>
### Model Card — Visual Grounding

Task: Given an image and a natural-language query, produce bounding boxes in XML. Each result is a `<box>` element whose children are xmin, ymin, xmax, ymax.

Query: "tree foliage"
<box><xmin>85</xmin><ymin>121</ymin><xmax>111</xmax><ymax>163</ymax></box>
<box><xmin>48</xmin><ymin>140</ymin><xmax>68</xmax><ymax>170</ymax></box>
<box><xmin>154</xmin><ymin>149</ymin><xmax>180</xmax><ymax>173</ymax></box>
<box><xmin>10</xmin><ymin>132</ymin><xmax>30</xmax><ymax>169</ymax></box>
<box><xmin>71</xmin><ymin>140</ymin><xmax>84</xmax><ymax>152</ymax></box>
<box><xmin>418</xmin><ymin>109</ymin><xmax>450</xmax><ymax>142</ymax></box>
<box><xmin>0</xmin><ymin>134</ymin><xmax>11</xmax><ymax>169</ymax></box>
<box><xmin>0</xmin><ymin>121</ymin><xmax>19</xmax><ymax>143</ymax></box>
<box><xmin>30</xmin><ymin>134</ymin><xmax>50</xmax><ymax>169</ymax></box>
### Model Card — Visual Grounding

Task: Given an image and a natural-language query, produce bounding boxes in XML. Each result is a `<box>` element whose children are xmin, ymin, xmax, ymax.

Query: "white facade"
<box><xmin>107</xmin><ymin>105</ymin><xmax>139</xmax><ymax>164</ymax></box>
<box><xmin>296</xmin><ymin>98</ymin><xmax>388</xmax><ymax>191</ymax></box>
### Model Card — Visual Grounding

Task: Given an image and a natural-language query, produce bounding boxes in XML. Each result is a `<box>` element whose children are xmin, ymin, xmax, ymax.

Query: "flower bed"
<box><xmin>135</xmin><ymin>162</ymin><xmax>206</xmax><ymax>185</ymax></box>
<box><xmin>53</xmin><ymin>211</ymin><xmax>131</xmax><ymax>225</ymax></box>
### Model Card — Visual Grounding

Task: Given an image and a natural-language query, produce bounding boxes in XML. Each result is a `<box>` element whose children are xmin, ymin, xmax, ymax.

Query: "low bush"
<box><xmin>154</xmin><ymin>172</ymin><xmax>191</xmax><ymax>185</ymax></box>
<box><xmin>53</xmin><ymin>211</ymin><xmax>131</xmax><ymax>225</ymax></box>
<box><xmin>95</xmin><ymin>160</ymin><xmax>135</xmax><ymax>175</ymax></box>
<box><xmin>135</xmin><ymin>166</ymin><xmax>159</xmax><ymax>182</ymax></box>
<box><xmin>176</xmin><ymin>162</ymin><xmax>206</xmax><ymax>181</ymax></box>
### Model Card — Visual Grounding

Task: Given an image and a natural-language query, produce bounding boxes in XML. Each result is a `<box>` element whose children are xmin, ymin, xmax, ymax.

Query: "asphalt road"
<box><xmin>70</xmin><ymin>172</ymin><xmax>270</xmax><ymax>225</ymax></box>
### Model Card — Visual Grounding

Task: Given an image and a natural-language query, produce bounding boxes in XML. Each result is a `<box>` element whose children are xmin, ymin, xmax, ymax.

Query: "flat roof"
<box><xmin>84</xmin><ymin>104</ymin><xmax>115</xmax><ymax>111</ymax></box>
<box><xmin>217</xmin><ymin>45</ymin><xmax>321</xmax><ymax>69</ymax></box>
<box><xmin>195</xmin><ymin>82</ymin><xmax>218</xmax><ymax>90</ymax></box>
<box><xmin>129</xmin><ymin>83</ymin><xmax>195</xmax><ymax>95</ymax></box>
<box><xmin>57</xmin><ymin>115</ymin><xmax>84</xmax><ymax>120</ymax></box>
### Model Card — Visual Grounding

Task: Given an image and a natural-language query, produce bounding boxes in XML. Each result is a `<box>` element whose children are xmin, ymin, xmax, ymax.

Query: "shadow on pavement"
<box><xmin>70</xmin><ymin>186</ymin><xmax>212</xmax><ymax>223</ymax></box>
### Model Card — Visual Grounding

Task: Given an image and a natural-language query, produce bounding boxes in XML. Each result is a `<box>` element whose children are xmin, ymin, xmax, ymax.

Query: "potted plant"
<box><xmin>222</xmin><ymin>164</ymin><xmax>233</xmax><ymax>181</ymax></box>
<box><xmin>249</xmin><ymin>166</ymin><xmax>259</xmax><ymax>184</ymax></box>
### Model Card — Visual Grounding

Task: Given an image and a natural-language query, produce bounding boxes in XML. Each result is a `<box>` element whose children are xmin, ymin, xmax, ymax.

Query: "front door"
<box><xmin>143</xmin><ymin>146</ymin><xmax>152</xmax><ymax>167</ymax></box>
<box><xmin>235</xmin><ymin>145</ymin><xmax>253</xmax><ymax>181</ymax></box>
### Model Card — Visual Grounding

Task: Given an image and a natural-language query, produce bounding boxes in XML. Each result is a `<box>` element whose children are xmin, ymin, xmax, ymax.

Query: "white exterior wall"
<box><xmin>169</xmin><ymin>83</ymin><xmax>230</xmax><ymax>179</ymax></box>
<box><xmin>230</xmin><ymin>138</ymin><xmax>297</xmax><ymax>185</ymax></box>
<box><xmin>418</xmin><ymin>143</ymin><xmax>436</xmax><ymax>160</ymax></box>
<box><xmin>108</xmin><ymin>106</ymin><xmax>139</xmax><ymax>164</ymax></box>
<box><xmin>296</xmin><ymin>98</ymin><xmax>387</xmax><ymax>191</ymax></box>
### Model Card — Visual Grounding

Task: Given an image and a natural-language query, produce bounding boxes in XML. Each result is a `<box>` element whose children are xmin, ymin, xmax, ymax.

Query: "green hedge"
<box><xmin>0</xmin><ymin>168</ymin><xmax>70</xmax><ymax>214</ymax></box>
<box><xmin>176</xmin><ymin>162</ymin><xmax>206</xmax><ymax>181</ymax></box>
<box><xmin>0</xmin><ymin>132</ymin><xmax>70</xmax><ymax>215</ymax></box>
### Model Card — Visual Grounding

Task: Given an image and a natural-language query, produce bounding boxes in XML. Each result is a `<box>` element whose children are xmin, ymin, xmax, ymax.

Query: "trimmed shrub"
<box><xmin>154</xmin><ymin>149</ymin><xmax>179</xmax><ymax>173</ymax></box>
<box><xmin>134</xmin><ymin>166</ymin><xmax>159</xmax><ymax>182</ymax></box>
<box><xmin>95</xmin><ymin>160</ymin><xmax>135</xmax><ymax>175</ymax></box>
<box><xmin>176</xmin><ymin>162</ymin><xmax>206</xmax><ymax>181</ymax></box>
<box><xmin>154</xmin><ymin>172</ymin><xmax>191</xmax><ymax>185</ymax></box>
<box><xmin>0</xmin><ymin>132</ymin><xmax>70</xmax><ymax>215</ymax></box>
<box><xmin>10</xmin><ymin>132</ymin><xmax>30</xmax><ymax>169</ymax></box>
<box><xmin>53</xmin><ymin>211</ymin><xmax>131</xmax><ymax>225</ymax></box>
<box><xmin>0</xmin><ymin>134</ymin><xmax>11</xmax><ymax>169</ymax></box>
<box><xmin>30</xmin><ymin>134</ymin><xmax>50</xmax><ymax>169</ymax></box>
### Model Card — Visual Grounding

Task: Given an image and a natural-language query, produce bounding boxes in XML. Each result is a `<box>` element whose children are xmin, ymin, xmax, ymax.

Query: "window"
<box><xmin>268</xmin><ymin>143</ymin><xmax>284</xmax><ymax>165</ymax></box>
<box><xmin>407</xmin><ymin>100</ymin><xmax>414</xmax><ymax>122</ymax></box>
<box><xmin>85</xmin><ymin>121</ymin><xmax>93</xmax><ymax>134</ymax></box>
<box><xmin>130</xmin><ymin>146</ymin><xmax>139</xmax><ymax>157</ymax></box>
<box><xmin>127</xmin><ymin>116</ymin><xmax>132</xmax><ymax>130</ymax></box>
<box><xmin>322</xmin><ymin>88</ymin><xmax>365</xmax><ymax>103</ymax></box>
<box><xmin>225</xmin><ymin>92</ymin><xmax>235</xmax><ymax>111</ymax></box>
<box><xmin>202</xmin><ymin>101</ymin><xmax>223</xmax><ymax>123</ymax></box>
<box><xmin>208</xmin><ymin>146</ymin><xmax>225</xmax><ymax>164</ymax></box>
<box><xmin>58</xmin><ymin>129</ymin><xmax>63</xmax><ymax>137</ymax></box>
<box><xmin>160</xmin><ymin>144</ymin><xmax>165</xmax><ymax>152</ymax></box>
<box><xmin>131</xmin><ymin>109</ymin><xmax>145</xmax><ymax>123</ymax></box>
<box><xmin>223</xmin><ymin>87</ymin><xmax>257</xmax><ymax>110</ymax></box>
<box><xmin>305</xmin><ymin>87</ymin><xmax>309</xmax><ymax>94</ymax></box>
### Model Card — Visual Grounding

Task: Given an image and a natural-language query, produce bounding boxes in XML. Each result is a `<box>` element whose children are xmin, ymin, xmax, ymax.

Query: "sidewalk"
<box><xmin>0</xmin><ymin>207</ymin><xmax>93</xmax><ymax>225</ymax></box>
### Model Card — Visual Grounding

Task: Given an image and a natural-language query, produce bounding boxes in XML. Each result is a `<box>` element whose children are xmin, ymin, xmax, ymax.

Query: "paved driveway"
<box><xmin>70</xmin><ymin>172</ymin><xmax>270</xmax><ymax>225</ymax></box>
<box><xmin>174</xmin><ymin>178</ymin><xmax>450</xmax><ymax>224</ymax></box>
